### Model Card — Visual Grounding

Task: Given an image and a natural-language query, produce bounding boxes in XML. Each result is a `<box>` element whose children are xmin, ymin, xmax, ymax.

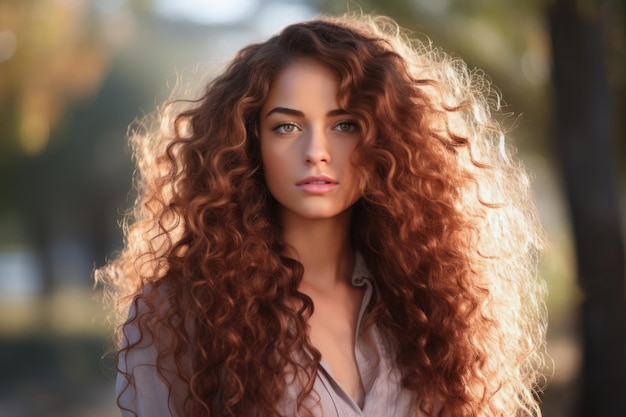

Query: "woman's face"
<box><xmin>259</xmin><ymin>58</ymin><xmax>362</xmax><ymax>223</ymax></box>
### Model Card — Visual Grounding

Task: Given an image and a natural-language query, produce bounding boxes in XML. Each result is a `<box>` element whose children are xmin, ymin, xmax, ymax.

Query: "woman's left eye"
<box><xmin>273</xmin><ymin>123</ymin><xmax>301</xmax><ymax>134</ymax></box>
<box><xmin>333</xmin><ymin>121</ymin><xmax>359</xmax><ymax>133</ymax></box>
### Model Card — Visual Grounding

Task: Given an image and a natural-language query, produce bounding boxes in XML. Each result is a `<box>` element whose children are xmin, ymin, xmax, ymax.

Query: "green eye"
<box><xmin>334</xmin><ymin>121</ymin><xmax>358</xmax><ymax>133</ymax></box>
<box><xmin>274</xmin><ymin>123</ymin><xmax>301</xmax><ymax>134</ymax></box>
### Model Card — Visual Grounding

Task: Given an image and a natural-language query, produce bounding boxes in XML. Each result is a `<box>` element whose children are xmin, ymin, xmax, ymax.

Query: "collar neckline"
<box><xmin>351</xmin><ymin>252</ymin><xmax>372</xmax><ymax>287</ymax></box>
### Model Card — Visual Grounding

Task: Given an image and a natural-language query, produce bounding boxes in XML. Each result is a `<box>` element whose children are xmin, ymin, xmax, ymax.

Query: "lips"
<box><xmin>296</xmin><ymin>175</ymin><xmax>338</xmax><ymax>194</ymax></box>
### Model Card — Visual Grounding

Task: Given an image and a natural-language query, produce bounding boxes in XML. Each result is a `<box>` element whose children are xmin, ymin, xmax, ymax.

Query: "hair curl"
<box><xmin>97</xmin><ymin>14</ymin><xmax>547</xmax><ymax>417</ymax></box>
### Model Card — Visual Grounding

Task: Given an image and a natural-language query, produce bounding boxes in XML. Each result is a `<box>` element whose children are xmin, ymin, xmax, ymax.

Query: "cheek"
<box><xmin>345</xmin><ymin>148</ymin><xmax>365</xmax><ymax>197</ymax></box>
<box><xmin>260</xmin><ymin>146</ymin><xmax>284</xmax><ymax>191</ymax></box>
<box><xmin>260</xmin><ymin>139</ymin><xmax>274</xmax><ymax>169</ymax></box>
<box><xmin>339</xmin><ymin>142</ymin><xmax>361</xmax><ymax>176</ymax></box>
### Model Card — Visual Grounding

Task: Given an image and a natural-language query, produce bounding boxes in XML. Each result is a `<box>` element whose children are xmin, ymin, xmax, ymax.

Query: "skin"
<box><xmin>259</xmin><ymin>58</ymin><xmax>366</xmax><ymax>407</ymax></box>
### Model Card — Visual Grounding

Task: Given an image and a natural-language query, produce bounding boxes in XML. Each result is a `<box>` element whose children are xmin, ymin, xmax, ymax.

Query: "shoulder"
<box><xmin>122</xmin><ymin>282</ymin><xmax>172</xmax><ymax>343</ymax></box>
<box><xmin>117</xmin><ymin>282</ymin><xmax>192</xmax><ymax>417</ymax></box>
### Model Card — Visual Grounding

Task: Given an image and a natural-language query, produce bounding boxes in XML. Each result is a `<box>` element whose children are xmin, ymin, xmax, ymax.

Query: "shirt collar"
<box><xmin>351</xmin><ymin>252</ymin><xmax>373</xmax><ymax>287</ymax></box>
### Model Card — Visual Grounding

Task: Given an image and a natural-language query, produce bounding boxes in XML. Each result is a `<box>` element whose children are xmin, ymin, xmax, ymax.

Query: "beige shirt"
<box><xmin>117</xmin><ymin>255</ymin><xmax>419</xmax><ymax>416</ymax></box>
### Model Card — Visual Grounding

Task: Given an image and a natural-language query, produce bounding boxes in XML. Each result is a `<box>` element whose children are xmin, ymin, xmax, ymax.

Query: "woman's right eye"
<box><xmin>273</xmin><ymin>123</ymin><xmax>301</xmax><ymax>134</ymax></box>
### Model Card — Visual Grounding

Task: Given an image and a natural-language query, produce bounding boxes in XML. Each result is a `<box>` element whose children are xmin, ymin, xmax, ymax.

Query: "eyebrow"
<box><xmin>264</xmin><ymin>107</ymin><xmax>351</xmax><ymax>119</ymax></box>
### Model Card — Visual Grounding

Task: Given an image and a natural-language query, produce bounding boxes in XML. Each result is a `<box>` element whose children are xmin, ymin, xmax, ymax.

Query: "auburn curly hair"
<box><xmin>97</xmin><ymin>14</ymin><xmax>547</xmax><ymax>417</ymax></box>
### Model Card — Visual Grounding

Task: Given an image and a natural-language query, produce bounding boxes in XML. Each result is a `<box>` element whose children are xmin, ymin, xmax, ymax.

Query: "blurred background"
<box><xmin>0</xmin><ymin>0</ymin><xmax>623</xmax><ymax>416</ymax></box>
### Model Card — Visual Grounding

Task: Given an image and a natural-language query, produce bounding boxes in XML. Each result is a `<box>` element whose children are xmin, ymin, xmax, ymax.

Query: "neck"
<box><xmin>280</xmin><ymin>209</ymin><xmax>355</xmax><ymax>291</ymax></box>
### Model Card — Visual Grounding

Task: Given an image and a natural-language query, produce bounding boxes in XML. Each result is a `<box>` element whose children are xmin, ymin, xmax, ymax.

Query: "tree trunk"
<box><xmin>548</xmin><ymin>1</ymin><xmax>626</xmax><ymax>416</ymax></box>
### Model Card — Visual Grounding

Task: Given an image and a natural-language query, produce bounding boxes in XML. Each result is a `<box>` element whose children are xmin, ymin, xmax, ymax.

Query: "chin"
<box><xmin>298</xmin><ymin>212</ymin><xmax>340</xmax><ymax>221</ymax></box>
<box><xmin>285</xmin><ymin>205</ymin><xmax>352</xmax><ymax>222</ymax></box>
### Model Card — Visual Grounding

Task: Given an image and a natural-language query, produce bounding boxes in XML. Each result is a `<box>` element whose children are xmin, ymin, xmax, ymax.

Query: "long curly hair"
<box><xmin>97</xmin><ymin>14</ymin><xmax>547</xmax><ymax>417</ymax></box>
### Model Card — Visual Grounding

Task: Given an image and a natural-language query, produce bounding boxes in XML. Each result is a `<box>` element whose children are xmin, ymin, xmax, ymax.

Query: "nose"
<box><xmin>303</xmin><ymin>128</ymin><xmax>331</xmax><ymax>165</ymax></box>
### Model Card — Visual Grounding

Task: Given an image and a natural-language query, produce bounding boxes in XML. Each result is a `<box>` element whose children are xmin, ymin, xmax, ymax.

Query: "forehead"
<box><xmin>262</xmin><ymin>58</ymin><xmax>340</xmax><ymax>112</ymax></box>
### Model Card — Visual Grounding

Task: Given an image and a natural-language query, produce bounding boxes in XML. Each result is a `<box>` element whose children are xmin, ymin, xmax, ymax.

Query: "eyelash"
<box><xmin>272</xmin><ymin>121</ymin><xmax>359</xmax><ymax>134</ymax></box>
<box><xmin>273</xmin><ymin>122</ymin><xmax>302</xmax><ymax>134</ymax></box>
<box><xmin>333</xmin><ymin>121</ymin><xmax>359</xmax><ymax>133</ymax></box>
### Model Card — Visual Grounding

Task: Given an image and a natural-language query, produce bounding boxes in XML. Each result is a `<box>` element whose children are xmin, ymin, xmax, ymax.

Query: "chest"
<box><xmin>306</xmin><ymin>286</ymin><xmax>366</xmax><ymax>407</ymax></box>
<box><xmin>279</xmin><ymin>322</ymin><xmax>418</xmax><ymax>417</ymax></box>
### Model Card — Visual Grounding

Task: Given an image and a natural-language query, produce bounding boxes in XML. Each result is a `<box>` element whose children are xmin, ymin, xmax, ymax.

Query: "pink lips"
<box><xmin>296</xmin><ymin>175</ymin><xmax>338</xmax><ymax>194</ymax></box>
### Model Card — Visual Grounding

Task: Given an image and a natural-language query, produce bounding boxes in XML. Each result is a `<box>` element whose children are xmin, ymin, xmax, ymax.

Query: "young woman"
<box><xmin>98</xmin><ymin>14</ymin><xmax>547</xmax><ymax>417</ymax></box>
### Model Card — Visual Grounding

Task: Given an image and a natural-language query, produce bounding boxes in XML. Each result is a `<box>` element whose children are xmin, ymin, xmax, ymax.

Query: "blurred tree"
<box><xmin>0</xmin><ymin>0</ymin><xmax>115</xmax><ymax>298</ymax></box>
<box><xmin>549</xmin><ymin>0</ymin><xmax>626</xmax><ymax>416</ymax></box>
<box><xmin>0</xmin><ymin>0</ymin><xmax>111</xmax><ymax>161</ymax></box>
